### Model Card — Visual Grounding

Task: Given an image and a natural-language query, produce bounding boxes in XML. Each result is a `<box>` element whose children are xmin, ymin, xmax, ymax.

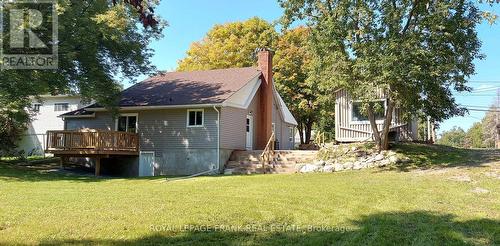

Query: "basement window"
<box><xmin>187</xmin><ymin>109</ymin><xmax>204</xmax><ymax>127</ymax></box>
<box><xmin>351</xmin><ymin>100</ymin><xmax>386</xmax><ymax>123</ymax></box>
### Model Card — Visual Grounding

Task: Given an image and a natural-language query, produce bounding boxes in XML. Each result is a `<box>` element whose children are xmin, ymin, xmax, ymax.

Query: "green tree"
<box><xmin>438</xmin><ymin>126</ymin><xmax>467</xmax><ymax>148</ymax></box>
<box><xmin>0</xmin><ymin>0</ymin><xmax>164</xmax><ymax>154</ymax></box>
<box><xmin>0</xmin><ymin>99</ymin><xmax>30</xmax><ymax>155</ymax></box>
<box><xmin>465</xmin><ymin>122</ymin><xmax>484</xmax><ymax>148</ymax></box>
<box><xmin>280</xmin><ymin>0</ymin><xmax>484</xmax><ymax>151</ymax></box>
<box><xmin>274</xmin><ymin>27</ymin><xmax>322</xmax><ymax>144</ymax></box>
<box><xmin>178</xmin><ymin>20</ymin><xmax>332</xmax><ymax>144</ymax></box>
<box><xmin>177</xmin><ymin>17</ymin><xmax>278</xmax><ymax>71</ymax></box>
<box><xmin>482</xmin><ymin>105</ymin><xmax>498</xmax><ymax>148</ymax></box>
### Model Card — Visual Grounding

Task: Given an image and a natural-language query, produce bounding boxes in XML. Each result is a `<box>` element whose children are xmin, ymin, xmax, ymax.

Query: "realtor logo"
<box><xmin>0</xmin><ymin>0</ymin><xmax>58</xmax><ymax>69</ymax></box>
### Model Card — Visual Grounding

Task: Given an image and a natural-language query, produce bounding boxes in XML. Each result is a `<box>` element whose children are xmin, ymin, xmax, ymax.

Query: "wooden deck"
<box><xmin>46</xmin><ymin>130</ymin><xmax>140</xmax><ymax>156</ymax></box>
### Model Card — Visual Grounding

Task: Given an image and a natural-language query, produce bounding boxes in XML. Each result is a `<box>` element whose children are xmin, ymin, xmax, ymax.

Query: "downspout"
<box><xmin>213</xmin><ymin>106</ymin><xmax>220</xmax><ymax>174</ymax></box>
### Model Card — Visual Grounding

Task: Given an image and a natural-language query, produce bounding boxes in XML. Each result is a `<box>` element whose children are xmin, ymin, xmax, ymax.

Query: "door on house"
<box><xmin>139</xmin><ymin>152</ymin><xmax>154</xmax><ymax>177</ymax></box>
<box><xmin>246</xmin><ymin>115</ymin><xmax>253</xmax><ymax>150</ymax></box>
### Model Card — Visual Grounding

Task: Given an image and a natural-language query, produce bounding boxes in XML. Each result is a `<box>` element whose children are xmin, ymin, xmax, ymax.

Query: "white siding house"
<box><xmin>17</xmin><ymin>95</ymin><xmax>87</xmax><ymax>155</ymax></box>
<box><xmin>335</xmin><ymin>89</ymin><xmax>418</xmax><ymax>142</ymax></box>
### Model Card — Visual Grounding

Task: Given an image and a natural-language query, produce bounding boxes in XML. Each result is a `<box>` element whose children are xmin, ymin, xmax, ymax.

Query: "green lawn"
<box><xmin>0</xmin><ymin>144</ymin><xmax>498</xmax><ymax>245</ymax></box>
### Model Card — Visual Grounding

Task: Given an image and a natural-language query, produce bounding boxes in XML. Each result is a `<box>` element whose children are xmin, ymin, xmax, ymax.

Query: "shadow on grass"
<box><xmin>389</xmin><ymin>143</ymin><xmax>499</xmax><ymax>172</ymax></box>
<box><xmin>0</xmin><ymin>163</ymin><xmax>108</xmax><ymax>183</ymax></box>
<box><xmin>38</xmin><ymin>211</ymin><xmax>499</xmax><ymax>245</ymax></box>
<box><xmin>0</xmin><ymin>162</ymin><xmax>183</xmax><ymax>183</ymax></box>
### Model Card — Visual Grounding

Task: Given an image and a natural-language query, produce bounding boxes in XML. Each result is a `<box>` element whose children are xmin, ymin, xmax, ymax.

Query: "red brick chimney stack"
<box><xmin>257</xmin><ymin>48</ymin><xmax>274</xmax><ymax>149</ymax></box>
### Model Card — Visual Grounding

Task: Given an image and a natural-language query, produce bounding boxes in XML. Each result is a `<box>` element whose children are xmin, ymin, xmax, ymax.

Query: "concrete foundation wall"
<box><xmin>151</xmin><ymin>148</ymin><xmax>232</xmax><ymax>176</ymax></box>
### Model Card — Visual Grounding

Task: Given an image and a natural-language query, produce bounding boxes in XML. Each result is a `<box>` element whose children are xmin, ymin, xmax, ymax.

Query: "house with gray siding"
<box><xmin>54</xmin><ymin>49</ymin><xmax>297</xmax><ymax>176</ymax></box>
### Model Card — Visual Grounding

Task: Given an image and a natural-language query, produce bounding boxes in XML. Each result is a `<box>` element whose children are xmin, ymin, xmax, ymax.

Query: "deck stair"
<box><xmin>224</xmin><ymin>150</ymin><xmax>318</xmax><ymax>175</ymax></box>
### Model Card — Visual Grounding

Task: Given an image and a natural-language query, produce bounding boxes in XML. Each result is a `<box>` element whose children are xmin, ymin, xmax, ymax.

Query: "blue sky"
<box><xmin>139</xmin><ymin>1</ymin><xmax>500</xmax><ymax>134</ymax></box>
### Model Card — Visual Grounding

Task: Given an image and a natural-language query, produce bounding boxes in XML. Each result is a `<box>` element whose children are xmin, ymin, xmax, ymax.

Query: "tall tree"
<box><xmin>481</xmin><ymin>105</ymin><xmax>498</xmax><ymax>148</ymax></box>
<box><xmin>274</xmin><ymin>27</ymin><xmax>320</xmax><ymax>144</ymax></box>
<box><xmin>465</xmin><ymin>122</ymin><xmax>484</xmax><ymax>148</ymax></box>
<box><xmin>177</xmin><ymin>17</ymin><xmax>278</xmax><ymax>71</ymax></box>
<box><xmin>280</xmin><ymin>0</ymin><xmax>485</xmax><ymax>151</ymax></box>
<box><xmin>178</xmin><ymin>19</ymin><xmax>329</xmax><ymax>144</ymax></box>
<box><xmin>0</xmin><ymin>0</ymin><xmax>164</xmax><ymax>153</ymax></box>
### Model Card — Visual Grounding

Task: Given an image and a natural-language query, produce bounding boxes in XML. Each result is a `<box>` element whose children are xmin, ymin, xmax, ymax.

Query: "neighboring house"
<box><xmin>50</xmin><ymin>49</ymin><xmax>298</xmax><ymax>176</ymax></box>
<box><xmin>17</xmin><ymin>95</ymin><xmax>86</xmax><ymax>156</ymax></box>
<box><xmin>334</xmin><ymin>89</ymin><xmax>418</xmax><ymax>142</ymax></box>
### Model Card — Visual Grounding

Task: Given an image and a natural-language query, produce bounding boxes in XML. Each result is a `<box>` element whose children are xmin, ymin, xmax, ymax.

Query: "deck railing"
<box><xmin>260</xmin><ymin>132</ymin><xmax>276</xmax><ymax>174</ymax></box>
<box><xmin>46</xmin><ymin>130</ymin><xmax>139</xmax><ymax>155</ymax></box>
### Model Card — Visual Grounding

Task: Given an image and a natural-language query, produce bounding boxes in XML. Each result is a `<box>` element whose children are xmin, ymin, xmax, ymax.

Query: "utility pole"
<box><xmin>426</xmin><ymin>115</ymin><xmax>435</xmax><ymax>144</ymax></box>
<box><xmin>494</xmin><ymin>88</ymin><xmax>500</xmax><ymax>149</ymax></box>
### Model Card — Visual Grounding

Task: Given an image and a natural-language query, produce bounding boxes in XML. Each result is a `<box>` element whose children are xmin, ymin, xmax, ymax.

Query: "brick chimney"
<box><xmin>257</xmin><ymin>48</ymin><xmax>274</xmax><ymax>149</ymax></box>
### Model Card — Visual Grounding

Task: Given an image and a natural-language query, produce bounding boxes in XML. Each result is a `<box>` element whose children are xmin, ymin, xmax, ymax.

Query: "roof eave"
<box><xmin>85</xmin><ymin>103</ymin><xmax>223</xmax><ymax>112</ymax></box>
<box><xmin>60</xmin><ymin>113</ymin><xmax>96</xmax><ymax>119</ymax></box>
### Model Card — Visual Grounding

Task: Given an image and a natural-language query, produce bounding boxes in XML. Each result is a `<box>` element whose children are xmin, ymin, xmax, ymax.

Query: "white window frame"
<box><xmin>288</xmin><ymin>127</ymin><xmax>294</xmax><ymax>142</ymax></box>
<box><xmin>349</xmin><ymin>99</ymin><xmax>387</xmax><ymax>125</ymax></box>
<box><xmin>32</xmin><ymin>103</ymin><xmax>41</xmax><ymax>112</ymax></box>
<box><xmin>115</xmin><ymin>113</ymin><xmax>139</xmax><ymax>133</ymax></box>
<box><xmin>54</xmin><ymin>103</ymin><xmax>69</xmax><ymax>112</ymax></box>
<box><xmin>186</xmin><ymin>109</ymin><xmax>204</xmax><ymax>127</ymax></box>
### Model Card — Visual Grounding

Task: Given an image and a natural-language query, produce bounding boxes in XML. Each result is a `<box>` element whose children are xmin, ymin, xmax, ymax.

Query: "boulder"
<box><xmin>353</xmin><ymin>162</ymin><xmax>362</xmax><ymax>170</ymax></box>
<box><xmin>365</xmin><ymin>161</ymin><xmax>375</xmax><ymax>168</ymax></box>
<box><xmin>343</xmin><ymin>162</ymin><xmax>354</xmax><ymax>170</ymax></box>
<box><xmin>299</xmin><ymin>164</ymin><xmax>320</xmax><ymax>173</ymax></box>
<box><xmin>334</xmin><ymin>163</ymin><xmax>344</xmax><ymax>172</ymax></box>
<box><xmin>388</xmin><ymin>155</ymin><xmax>399</xmax><ymax>164</ymax></box>
<box><xmin>374</xmin><ymin>154</ymin><xmax>385</xmax><ymax>161</ymax></box>
<box><xmin>378</xmin><ymin>159</ymin><xmax>391</xmax><ymax>167</ymax></box>
<box><xmin>315</xmin><ymin>160</ymin><xmax>326</xmax><ymax>166</ymax></box>
<box><xmin>322</xmin><ymin>165</ymin><xmax>335</xmax><ymax>172</ymax></box>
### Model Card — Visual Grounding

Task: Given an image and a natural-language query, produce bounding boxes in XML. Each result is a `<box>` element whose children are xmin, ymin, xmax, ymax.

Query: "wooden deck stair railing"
<box><xmin>46</xmin><ymin>130</ymin><xmax>139</xmax><ymax>154</ymax></box>
<box><xmin>260</xmin><ymin>132</ymin><xmax>276</xmax><ymax>174</ymax></box>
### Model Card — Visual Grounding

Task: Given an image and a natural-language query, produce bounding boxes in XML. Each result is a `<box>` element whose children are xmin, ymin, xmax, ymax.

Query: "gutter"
<box><xmin>59</xmin><ymin>114</ymin><xmax>96</xmax><ymax>119</ymax></box>
<box><xmin>213</xmin><ymin>106</ymin><xmax>220</xmax><ymax>174</ymax></box>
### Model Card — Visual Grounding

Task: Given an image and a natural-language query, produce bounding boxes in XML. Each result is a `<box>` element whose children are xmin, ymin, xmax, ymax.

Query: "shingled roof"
<box><xmin>104</xmin><ymin>67</ymin><xmax>262</xmax><ymax>108</ymax></box>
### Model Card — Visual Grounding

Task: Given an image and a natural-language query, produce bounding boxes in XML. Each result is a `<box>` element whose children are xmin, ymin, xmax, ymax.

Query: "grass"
<box><xmin>0</xmin><ymin>144</ymin><xmax>498</xmax><ymax>245</ymax></box>
<box><xmin>0</xmin><ymin>155</ymin><xmax>59</xmax><ymax>165</ymax></box>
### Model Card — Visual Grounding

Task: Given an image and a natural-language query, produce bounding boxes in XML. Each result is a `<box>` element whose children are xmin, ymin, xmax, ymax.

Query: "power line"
<box><xmin>465</xmin><ymin>108</ymin><xmax>500</xmax><ymax>112</ymax></box>
<box><xmin>470</xmin><ymin>87</ymin><xmax>500</xmax><ymax>93</ymax></box>
<box><xmin>454</xmin><ymin>94</ymin><xmax>497</xmax><ymax>97</ymax></box>
<box><xmin>467</xmin><ymin>81</ymin><xmax>500</xmax><ymax>83</ymax></box>
<box><xmin>460</xmin><ymin>105</ymin><xmax>496</xmax><ymax>109</ymax></box>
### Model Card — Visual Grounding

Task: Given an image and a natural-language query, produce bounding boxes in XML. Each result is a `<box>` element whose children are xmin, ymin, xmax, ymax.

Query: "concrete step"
<box><xmin>225</xmin><ymin>150</ymin><xmax>318</xmax><ymax>175</ymax></box>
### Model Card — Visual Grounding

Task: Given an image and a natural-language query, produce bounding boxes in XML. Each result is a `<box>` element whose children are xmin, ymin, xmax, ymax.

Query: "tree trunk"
<box><xmin>380</xmin><ymin>101</ymin><xmax>395</xmax><ymax>150</ymax></box>
<box><xmin>304</xmin><ymin>122</ymin><xmax>313</xmax><ymax>144</ymax></box>
<box><xmin>298</xmin><ymin>122</ymin><xmax>304</xmax><ymax>144</ymax></box>
<box><xmin>367</xmin><ymin>100</ymin><xmax>395</xmax><ymax>151</ymax></box>
<box><xmin>367</xmin><ymin>104</ymin><xmax>382</xmax><ymax>150</ymax></box>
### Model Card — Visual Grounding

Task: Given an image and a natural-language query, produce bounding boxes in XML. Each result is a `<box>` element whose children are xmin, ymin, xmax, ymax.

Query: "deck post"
<box><xmin>95</xmin><ymin>157</ymin><xmax>101</xmax><ymax>176</ymax></box>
